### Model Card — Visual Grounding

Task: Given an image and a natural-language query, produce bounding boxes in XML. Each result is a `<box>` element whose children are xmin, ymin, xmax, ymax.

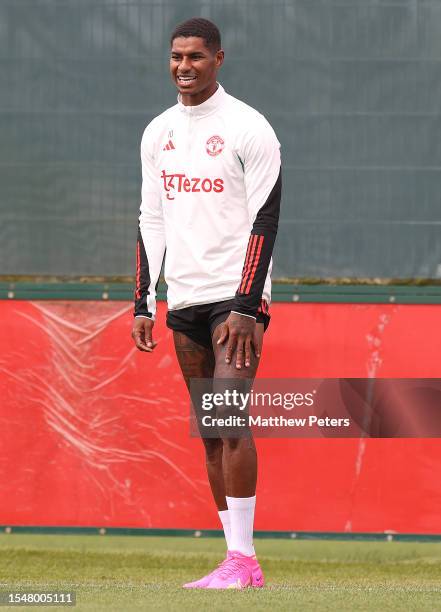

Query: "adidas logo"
<box><xmin>163</xmin><ymin>139</ymin><xmax>175</xmax><ymax>151</ymax></box>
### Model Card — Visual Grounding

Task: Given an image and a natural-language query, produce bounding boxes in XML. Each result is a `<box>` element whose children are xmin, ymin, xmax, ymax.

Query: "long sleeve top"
<box><xmin>134</xmin><ymin>83</ymin><xmax>281</xmax><ymax>320</ymax></box>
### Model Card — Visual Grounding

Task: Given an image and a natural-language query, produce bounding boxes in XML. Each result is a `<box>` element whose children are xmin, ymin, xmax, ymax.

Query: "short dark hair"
<box><xmin>170</xmin><ymin>18</ymin><xmax>221</xmax><ymax>53</ymax></box>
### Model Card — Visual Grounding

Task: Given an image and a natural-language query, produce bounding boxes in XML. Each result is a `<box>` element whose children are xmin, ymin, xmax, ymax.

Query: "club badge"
<box><xmin>206</xmin><ymin>135</ymin><xmax>225</xmax><ymax>157</ymax></box>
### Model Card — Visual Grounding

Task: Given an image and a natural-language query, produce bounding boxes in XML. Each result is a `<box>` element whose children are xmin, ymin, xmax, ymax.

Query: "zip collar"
<box><xmin>177</xmin><ymin>83</ymin><xmax>226</xmax><ymax>118</ymax></box>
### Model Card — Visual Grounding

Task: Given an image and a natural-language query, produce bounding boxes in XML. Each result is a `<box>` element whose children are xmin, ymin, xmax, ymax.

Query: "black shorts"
<box><xmin>166</xmin><ymin>298</ymin><xmax>270</xmax><ymax>349</ymax></box>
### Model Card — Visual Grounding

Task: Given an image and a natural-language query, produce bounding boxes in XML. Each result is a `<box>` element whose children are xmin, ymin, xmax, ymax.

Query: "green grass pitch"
<box><xmin>0</xmin><ymin>534</ymin><xmax>440</xmax><ymax>611</ymax></box>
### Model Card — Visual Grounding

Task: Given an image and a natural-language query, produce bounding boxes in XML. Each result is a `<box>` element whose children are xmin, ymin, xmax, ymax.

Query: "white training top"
<box><xmin>136</xmin><ymin>83</ymin><xmax>281</xmax><ymax>319</ymax></box>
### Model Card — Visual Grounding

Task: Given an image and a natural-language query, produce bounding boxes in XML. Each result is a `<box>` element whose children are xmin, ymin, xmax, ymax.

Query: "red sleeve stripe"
<box><xmin>244</xmin><ymin>235</ymin><xmax>264</xmax><ymax>294</ymax></box>
<box><xmin>239</xmin><ymin>234</ymin><xmax>258</xmax><ymax>293</ymax></box>
<box><xmin>135</xmin><ymin>240</ymin><xmax>141</xmax><ymax>299</ymax></box>
<box><xmin>258</xmin><ymin>299</ymin><xmax>269</xmax><ymax>314</ymax></box>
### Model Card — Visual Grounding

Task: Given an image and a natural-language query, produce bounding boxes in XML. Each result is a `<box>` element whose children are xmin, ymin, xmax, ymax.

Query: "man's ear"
<box><xmin>216</xmin><ymin>49</ymin><xmax>225</xmax><ymax>68</ymax></box>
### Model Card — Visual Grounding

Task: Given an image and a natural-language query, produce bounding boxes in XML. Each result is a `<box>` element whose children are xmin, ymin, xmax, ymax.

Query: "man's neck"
<box><xmin>180</xmin><ymin>82</ymin><xmax>219</xmax><ymax>107</ymax></box>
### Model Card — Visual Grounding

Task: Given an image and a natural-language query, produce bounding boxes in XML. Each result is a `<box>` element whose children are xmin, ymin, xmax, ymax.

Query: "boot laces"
<box><xmin>217</xmin><ymin>556</ymin><xmax>247</xmax><ymax>579</ymax></box>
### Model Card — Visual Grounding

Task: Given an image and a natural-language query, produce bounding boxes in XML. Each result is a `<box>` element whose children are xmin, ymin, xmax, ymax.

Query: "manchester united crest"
<box><xmin>206</xmin><ymin>135</ymin><xmax>225</xmax><ymax>157</ymax></box>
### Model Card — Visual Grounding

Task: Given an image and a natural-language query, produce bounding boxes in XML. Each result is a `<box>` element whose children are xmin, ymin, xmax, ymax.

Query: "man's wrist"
<box><xmin>230</xmin><ymin>298</ymin><xmax>259</xmax><ymax>318</ymax></box>
<box><xmin>230</xmin><ymin>310</ymin><xmax>256</xmax><ymax>321</ymax></box>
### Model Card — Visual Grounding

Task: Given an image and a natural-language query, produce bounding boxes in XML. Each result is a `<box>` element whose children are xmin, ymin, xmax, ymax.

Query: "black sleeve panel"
<box><xmin>134</xmin><ymin>226</ymin><xmax>153</xmax><ymax>318</ymax></box>
<box><xmin>232</xmin><ymin>168</ymin><xmax>282</xmax><ymax>318</ymax></box>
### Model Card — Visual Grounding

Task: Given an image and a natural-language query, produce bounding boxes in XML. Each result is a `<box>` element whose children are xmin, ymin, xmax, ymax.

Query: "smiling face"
<box><xmin>170</xmin><ymin>36</ymin><xmax>224</xmax><ymax>106</ymax></box>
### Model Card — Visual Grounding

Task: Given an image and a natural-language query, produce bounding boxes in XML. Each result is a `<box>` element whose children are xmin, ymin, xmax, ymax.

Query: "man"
<box><xmin>132</xmin><ymin>17</ymin><xmax>281</xmax><ymax>589</ymax></box>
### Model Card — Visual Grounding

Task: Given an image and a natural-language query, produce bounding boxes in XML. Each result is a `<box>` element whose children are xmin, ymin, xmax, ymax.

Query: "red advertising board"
<box><xmin>0</xmin><ymin>300</ymin><xmax>440</xmax><ymax>533</ymax></box>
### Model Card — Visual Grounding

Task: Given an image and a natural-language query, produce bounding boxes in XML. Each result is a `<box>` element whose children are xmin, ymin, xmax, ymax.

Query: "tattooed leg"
<box><xmin>172</xmin><ymin>331</ymin><xmax>227</xmax><ymax>510</ymax></box>
<box><xmin>210</xmin><ymin>323</ymin><xmax>265</xmax><ymax>498</ymax></box>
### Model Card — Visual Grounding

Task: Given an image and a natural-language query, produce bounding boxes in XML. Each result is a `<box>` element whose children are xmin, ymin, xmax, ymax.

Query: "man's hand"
<box><xmin>216</xmin><ymin>312</ymin><xmax>261</xmax><ymax>369</ymax></box>
<box><xmin>132</xmin><ymin>317</ymin><xmax>157</xmax><ymax>352</ymax></box>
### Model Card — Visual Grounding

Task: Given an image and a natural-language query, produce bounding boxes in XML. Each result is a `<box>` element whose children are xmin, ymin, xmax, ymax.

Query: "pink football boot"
<box><xmin>182</xmin><ymin>551</ymin><xmax>233</xmax><ymax>588</ymax></box>
<box><xmin>206</xmin><ymin>550</ymin><xmax>265</xmax><ymax>589</ymax></box>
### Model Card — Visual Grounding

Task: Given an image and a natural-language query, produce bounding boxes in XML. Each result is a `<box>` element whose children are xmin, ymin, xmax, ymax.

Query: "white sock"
<box><xmin>226</xmin><ymin>495</ymin><xmax>256</xmax><ymax>556</ymax></box>
<box><xmin>218</xmin><ymin>509</ymin><xmax>232</xmax><ymax>550</ymax></box>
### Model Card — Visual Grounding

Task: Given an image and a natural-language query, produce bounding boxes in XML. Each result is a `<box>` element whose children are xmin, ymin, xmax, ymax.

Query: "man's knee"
<box><xmin>203</xmin><ymin>437</ymin><xmax>223</xmax><ymax>463</ymax></box>
<box><xmin>222</xmin><ymin>436</ymin><xmax>255</xmax><ymax>452</ymax></box>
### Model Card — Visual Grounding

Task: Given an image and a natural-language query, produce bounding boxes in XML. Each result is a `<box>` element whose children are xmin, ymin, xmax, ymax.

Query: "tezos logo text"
<box><xmin>161</xmin><ymin>170</ymin><xmax>224</xmax><ymax>200</ymax></box>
